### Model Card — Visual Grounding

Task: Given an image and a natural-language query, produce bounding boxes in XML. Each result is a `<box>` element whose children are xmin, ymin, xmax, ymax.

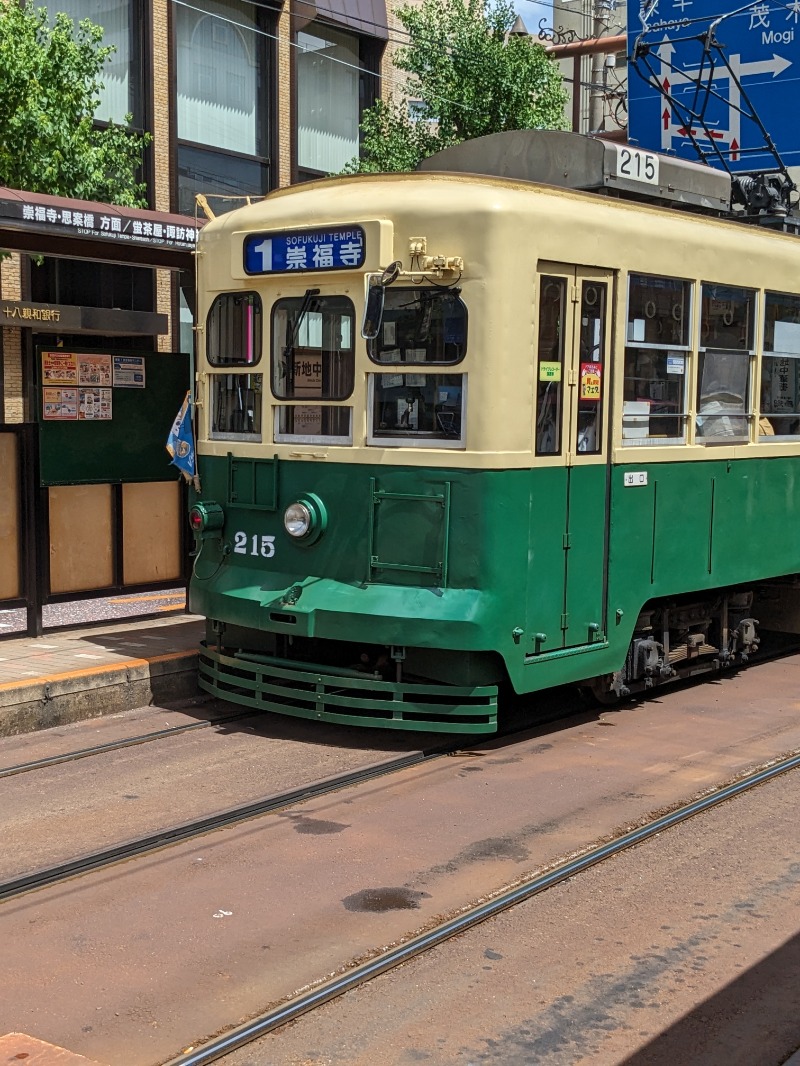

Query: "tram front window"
<box><xmin>368</xmin><ymin>374</ymin><xmax>465</xmax><ymax>447</ymax></box>
<box><xmin>210</xmin><ymin>373</ymin><xmax>263</xmax><ymax>439</ymax></box>
<box><xmin>271</xmin><ymin>295</ymin><xmax>355</xmax><ymax>400</ymax></box>
<box><xmin>271</xmin><ymin>294</ymin><xmax>355</xmax><ymax>443</ymax></box>
<box><xmin>367</xmin><ymin>288</ymin><xmax>467</xmax><ymax>365</ymax></box>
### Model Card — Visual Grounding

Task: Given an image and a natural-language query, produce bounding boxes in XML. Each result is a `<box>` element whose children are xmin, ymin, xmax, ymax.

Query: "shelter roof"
<box><xmin>0</xmin><ymin>186</ymin><xmax>203</xmax><ymax>270</ymax></box>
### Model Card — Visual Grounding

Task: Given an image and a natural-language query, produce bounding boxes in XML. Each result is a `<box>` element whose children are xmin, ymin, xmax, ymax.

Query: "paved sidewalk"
<box><xmin>0</xmin><ymin>612</ymin><xmax>205</xmax><ymax>735</ymax></box>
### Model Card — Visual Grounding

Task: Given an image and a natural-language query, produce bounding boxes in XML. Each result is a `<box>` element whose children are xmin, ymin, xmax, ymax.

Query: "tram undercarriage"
<box><xmin>587</xmin><ymin>583</ymin><xmax>794</xmax><ymax>703</ymax></box>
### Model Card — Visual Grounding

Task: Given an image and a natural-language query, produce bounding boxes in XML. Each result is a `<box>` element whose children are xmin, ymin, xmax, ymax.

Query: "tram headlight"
<box><xmin>283</xmin><ymin>494</ymin><xmax>327</xmax><ymax>544</ymax></box>
<box><xmin>284</xmin><ymin>502</ymin><xmax>312</xmax><ymax>538</ymax></box>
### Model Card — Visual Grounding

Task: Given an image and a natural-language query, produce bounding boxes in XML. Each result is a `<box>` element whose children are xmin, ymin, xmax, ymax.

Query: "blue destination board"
<box><xmin>243</xmin><ymin>227</ymin><xmax>365</xmax><ymax>274</ymax></box>
<box><xmin>628</xmin><ymin>0</ymin><xmax>800</xmax><ymax>171</ymax></box>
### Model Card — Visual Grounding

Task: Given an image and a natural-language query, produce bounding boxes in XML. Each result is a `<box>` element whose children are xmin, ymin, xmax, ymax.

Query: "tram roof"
<box><xmin>417</xmin><ymin>130</ymin><xmax>732</xmax><ymax>215</ymax></box>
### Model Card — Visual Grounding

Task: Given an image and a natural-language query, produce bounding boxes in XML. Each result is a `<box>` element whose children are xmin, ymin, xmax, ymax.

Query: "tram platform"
<box><xmin>0</xmin><ymin>610</ymin><xmax>204</xmax><ymax>736</ymax></box>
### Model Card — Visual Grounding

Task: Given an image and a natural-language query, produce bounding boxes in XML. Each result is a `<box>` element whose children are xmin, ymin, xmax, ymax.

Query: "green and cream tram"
<box><xmin>188</xmin><ymin>130</ymin><xmax>800</xmax><ymax>733</ymax></box>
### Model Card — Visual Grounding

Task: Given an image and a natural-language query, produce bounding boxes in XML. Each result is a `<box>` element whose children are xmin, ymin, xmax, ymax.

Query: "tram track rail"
<box><xmin>4</xmin><ymin>644</ymin><xmax>797</xmax><ymax>905</ymax></box>
<box><xmin>0</xmin><ymin>710</ymin><xmax>250</xmax><ymax>781</ymax></box>
<box><xmin>4</xmin><ymin>639</ymin><xmax>796</xmax><ymax>784</ymax></box>
<box><xmin>0</xmin><ymin>742</ymin><xmax>457</xmax><ymax>905</ymax></box>
<box><xmin>163</xmin><ymin>749</ymin><xmax>800</xmax><ymax>1066</ymax></box>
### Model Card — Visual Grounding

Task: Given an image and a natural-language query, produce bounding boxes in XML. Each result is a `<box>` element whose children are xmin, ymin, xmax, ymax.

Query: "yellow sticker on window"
<box><xmin>539</xmin><ymin>361</ymin><xmax>562</xmax><ymax>382</ymax></box>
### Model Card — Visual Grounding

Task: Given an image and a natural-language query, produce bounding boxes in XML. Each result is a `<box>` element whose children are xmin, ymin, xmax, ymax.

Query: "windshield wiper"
<box><xmin>283</xmin><ymin>288</ymin><xmax>321</xmax><ymax>364</ymax></box>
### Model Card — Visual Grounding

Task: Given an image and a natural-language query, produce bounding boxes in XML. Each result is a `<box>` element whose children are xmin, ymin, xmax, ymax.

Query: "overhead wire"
<box><xmin>172</xmin><ymin>0</ymin><xmax>605</xmax><ymax>122</ymax></box>
<box><xmin>175</xmin><ymin>0</ymin><xmax>542</xmax><ymax>123</ymax></box>
<box><xmin>235</xmin><ymin>0</ymin><xmax>629</xmax><ymax>51</ymax></box>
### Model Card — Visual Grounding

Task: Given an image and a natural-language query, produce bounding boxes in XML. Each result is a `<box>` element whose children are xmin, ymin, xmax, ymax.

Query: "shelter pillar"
<box><xmin>1</xmin><ymin>253</ymin><xmax>24</xmax><ymax>423</ymax></box>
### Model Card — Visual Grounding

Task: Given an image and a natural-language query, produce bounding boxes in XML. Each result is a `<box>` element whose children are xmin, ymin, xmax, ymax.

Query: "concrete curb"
<box><xmin>0</xmin><ymin>650</ymin><xmax>201</xmax><ymax>736</ymax></box>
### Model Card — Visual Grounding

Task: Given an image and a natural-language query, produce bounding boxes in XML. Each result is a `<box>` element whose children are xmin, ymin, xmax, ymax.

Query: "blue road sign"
<box><xmin>243</xmin><ymin>227</ymin><xmax>365</xmax><ymax>274</ymax></box>
<box><xmin>628</xmin><ymin>0</ymin><xmax>800</xmax><ymax>171</ymax></box>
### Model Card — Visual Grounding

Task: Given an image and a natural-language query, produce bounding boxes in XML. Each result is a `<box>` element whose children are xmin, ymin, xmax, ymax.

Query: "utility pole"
<box><xmin>588</xmin><ymin>0</ymin><xmax>611</xmax><ymax>133</ymax></box>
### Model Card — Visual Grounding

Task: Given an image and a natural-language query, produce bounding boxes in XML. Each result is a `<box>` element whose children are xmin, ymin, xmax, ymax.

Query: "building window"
<box><xmin>296</xmin><ymin>23</ymin><xmax>380</xmax><ymax>178</ymax></box>
<box><xmin>30</xmin><ymin>258</ymin><xmax>154</xmax><ymax>312</ymax></box>
<box><xmin>54</xmin><ymin>0</ymin><xmax>143</xmax><ymax>126</ymax></box>
<box><xmin>176</xmin><ymin>0</ymin><xmax>272</xmax><ymax>212</ymax></box>
<box><xmin>176</xmin><ymin>145</ymin><xmax>268</xmax><ymax>217</ymax></box>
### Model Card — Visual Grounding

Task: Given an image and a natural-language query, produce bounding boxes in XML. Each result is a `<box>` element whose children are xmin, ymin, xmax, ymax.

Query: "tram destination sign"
<box><xmin>628</xmin><ymin>0</ymin><xmax>800</xmax><ymax>171</ymax></box>
<box><xmin>243</xmin><ymin>227</ymin><xmax>365</xmax><ymax>274</ymax></box>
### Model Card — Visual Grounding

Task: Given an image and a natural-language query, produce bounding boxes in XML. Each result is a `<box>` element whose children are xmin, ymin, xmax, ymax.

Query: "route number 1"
<box><xmin>614</xmin><ymin>145</ymin><xmax>659</xmax><ymax>186</ymax></box>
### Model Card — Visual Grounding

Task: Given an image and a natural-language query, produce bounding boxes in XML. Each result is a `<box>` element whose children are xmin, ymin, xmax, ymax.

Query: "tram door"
<box><xmin>534</xmin><ymin>264</ymin><xmax>613</xmax><ymax>651</ymax></box>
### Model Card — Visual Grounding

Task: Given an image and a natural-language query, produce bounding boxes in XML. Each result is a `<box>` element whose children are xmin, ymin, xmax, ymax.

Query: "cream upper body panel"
<box><xmin>195</xmin><ymin>172</ymin><xmax>800</xmax><ymax>468</ymax></box>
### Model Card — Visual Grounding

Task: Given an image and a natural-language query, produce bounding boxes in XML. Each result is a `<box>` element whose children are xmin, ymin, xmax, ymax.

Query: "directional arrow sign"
<box><xmin>628</xmin><ymin>0</ymin><xmax>800</xmax><ymax>171</ymax></box>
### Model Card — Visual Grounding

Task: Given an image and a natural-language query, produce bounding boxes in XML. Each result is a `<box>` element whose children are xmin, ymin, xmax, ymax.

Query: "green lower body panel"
<box><xmin>198</xmin><ymin>642</ymin><xmax>499</xmax><ymax>734</ymax></box>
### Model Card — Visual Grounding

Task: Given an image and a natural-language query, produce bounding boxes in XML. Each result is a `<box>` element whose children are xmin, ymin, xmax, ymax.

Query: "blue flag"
<box><xmin>166</xmin><ymin>392</ymin><xmax>196</xmax><ymax>480</ymax></box>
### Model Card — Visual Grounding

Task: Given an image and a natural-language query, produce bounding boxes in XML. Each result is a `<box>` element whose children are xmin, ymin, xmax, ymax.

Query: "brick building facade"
<box><xmin>0</xmin><ymin>0</ymin><xmax>400</xmax><ymax>421</ymax></box>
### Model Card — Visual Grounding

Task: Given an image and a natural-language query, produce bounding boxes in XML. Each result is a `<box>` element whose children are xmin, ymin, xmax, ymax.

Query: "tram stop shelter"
<box><xmin>0</xmin><ymin>186</ymin><xmax>202</xmax><ymax>636</ymax></box>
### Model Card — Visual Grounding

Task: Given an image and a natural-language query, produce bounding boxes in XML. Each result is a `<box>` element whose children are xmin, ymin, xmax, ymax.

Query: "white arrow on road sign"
<box><xmin>737</xmin><ymin>53</ymin><xmax>792</xmax><ymax>77</ymax></box>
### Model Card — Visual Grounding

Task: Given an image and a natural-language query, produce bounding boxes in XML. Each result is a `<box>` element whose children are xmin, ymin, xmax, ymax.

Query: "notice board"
<box><xmin>37</xmin><ymin>348</ymin><xmax>190</xmax><ymax>486</ymax></box>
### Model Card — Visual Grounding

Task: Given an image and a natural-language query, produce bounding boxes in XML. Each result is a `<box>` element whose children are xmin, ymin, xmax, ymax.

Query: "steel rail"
<box><xmin>0</xmin><ymin>745</ymin><xmax>453</xmax><ymax>904</ymax></box>
<box><xmin>0</xmin><ymin>711</ymin><xmax>249</xmax><ymax>780</ymax></box>
<box><xmin>164</xmin><ymin>750</ymin><xmax>800</xmax><ymax>1066</ymax></box>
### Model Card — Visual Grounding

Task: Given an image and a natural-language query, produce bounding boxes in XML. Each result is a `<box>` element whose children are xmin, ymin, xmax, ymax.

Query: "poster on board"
<box><xmin>42</xmin><ymin>351</ymin><xmax>78</xmax><ymax>386</ymax></box>
<box><xmin>113</xmin><ymin>355</ymin><xmax>146</xmax><ymax>388</ymax></box>
<box><xmin>42</xmin><ymin>387</ymin><xmax>78</xmax><ymax>420</ymax></box>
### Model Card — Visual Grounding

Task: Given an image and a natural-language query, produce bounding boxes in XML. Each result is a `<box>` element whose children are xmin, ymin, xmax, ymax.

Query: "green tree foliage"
<box><xmin>344</xmin><ymin>0</ymin><xmax>568</xmax><ymax>173</ymax></box>
<box><xmin>0</xmin><ymin>2</ymin><xmax>150</xmax><ymax>205</ymax></box>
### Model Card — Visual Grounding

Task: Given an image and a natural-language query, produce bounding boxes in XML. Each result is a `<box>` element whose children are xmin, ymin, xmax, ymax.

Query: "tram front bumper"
<box><xmin>190</xmin><ymin>574</ymin><xmax>492</xmax><ymax>650</ymax></box>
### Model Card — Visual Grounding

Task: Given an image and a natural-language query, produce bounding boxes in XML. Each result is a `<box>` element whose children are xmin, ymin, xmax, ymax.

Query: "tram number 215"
<box><xmin>233</xmin><ymin>531</ymin><xmax>276</xmax><ymax>558</ymax></box>
<box><xmin>613</xmin><ymin>145</ymin><xmax>659</xmax><ymax>186</ymax></box>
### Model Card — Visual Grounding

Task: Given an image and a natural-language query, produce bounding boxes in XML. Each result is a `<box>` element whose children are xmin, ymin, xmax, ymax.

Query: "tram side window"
<box><xmin>696</xmin><ymin>284</ymin><xmax>755</xmax><ymax>442</ymax></box>
<box><xmin>368</xmin><ymin>373</ymin><xmax>465</xmax><ymax>447</ymax></box>
<box><xmin>206</xmin><ymin>292</ymin><xmax>262</xmax><ymax>366</ymax></box>
<box><xmin>536</xmin><ymin>276</ymin><xmax>566</xmax><ymax>455</ymax></box>
<box><xmin>760</xmin><ymin>292</ymin><xmax>800</xmax><ymax>439</ymax></box>
<box><xmin>367</xmin><ymin>288</ymin><xmax>467</xmax><ymax>365</ymax></box>
<box><xmin>623</xmin><ymin>274</ymin><xmax>691</xmax><ymax>446</ymax></box>
<box><xmin>210</xmin><ymin>373</ymin><xmax>263</xmax><ymax>439</ymax></box>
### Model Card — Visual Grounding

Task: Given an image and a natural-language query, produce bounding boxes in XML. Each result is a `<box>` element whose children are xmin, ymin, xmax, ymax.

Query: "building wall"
<box><xmin>0</xmin><ymin>0</ymin><xmax>405</xmax><ymax>420</ymax></box>
<box><xmin>277</xmin><ymin>5</ymin><xmax>293</xmax><ymax>188</ymax></box>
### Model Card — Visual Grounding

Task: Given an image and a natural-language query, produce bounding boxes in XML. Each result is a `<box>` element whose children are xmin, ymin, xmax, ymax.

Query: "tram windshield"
<box><xmin>367</xmin><ymin>288</ymin><xmax>467</xmax><ymax>365</ymax></box>
<box><xmin>271</xmin><ymin>294</ymin><xmax>355</xmax><ymax>400</ymax></box>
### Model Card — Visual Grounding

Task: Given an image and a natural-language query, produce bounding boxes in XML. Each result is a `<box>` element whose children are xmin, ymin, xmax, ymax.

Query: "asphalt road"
<box><xmin>0</xmin><ymin>658</ymin><xmax>799</xmax><ymax>1065</ymax></box>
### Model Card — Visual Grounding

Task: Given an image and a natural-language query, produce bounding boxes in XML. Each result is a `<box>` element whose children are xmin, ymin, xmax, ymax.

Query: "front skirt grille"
<box><xmin>198</xmin><ymin>642</ymin><xmax>498</xmax><ymax>734</ymax></box>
